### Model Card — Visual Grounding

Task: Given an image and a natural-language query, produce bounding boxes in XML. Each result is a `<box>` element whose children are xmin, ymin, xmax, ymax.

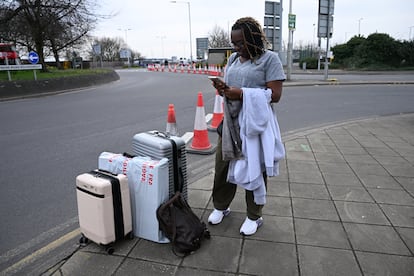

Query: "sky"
<box><xmin>92</xmin><ymin>0</ymin><xmax>414</xmax><ymax>59</ymax></box>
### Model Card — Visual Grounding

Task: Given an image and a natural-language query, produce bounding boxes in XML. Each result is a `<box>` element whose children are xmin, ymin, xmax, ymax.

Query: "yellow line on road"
<box><xmin>0</xmin><ymin>228</ymin><xmax>80</xmax><ymax>275</ymax></box>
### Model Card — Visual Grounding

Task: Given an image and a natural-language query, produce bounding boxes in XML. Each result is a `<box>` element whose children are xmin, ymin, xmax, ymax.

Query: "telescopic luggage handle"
<box><xmin>150</xmin><ymin>131</ymin><xmax>184</xmax><ymax>193</ymax></box>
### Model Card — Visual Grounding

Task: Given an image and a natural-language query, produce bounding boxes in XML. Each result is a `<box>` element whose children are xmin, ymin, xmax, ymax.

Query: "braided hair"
<box><xmin>231</xmin><ymin>17</ymin><xmax>268</xmax><ymax>61</ymax></box>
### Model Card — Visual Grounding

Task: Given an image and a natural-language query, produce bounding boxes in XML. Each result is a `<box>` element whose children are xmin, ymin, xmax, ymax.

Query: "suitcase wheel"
<box><xmin>79</xmin><ymin>235</ymin><xmax>89</xmax><ymax>246</ymax></box>
<box><xmin>105</xmin><ymin>245</ymin><xmax>115</xmax><ymax>255</ymax></box>
<box><xmin>127</xmin><ymin>232</ymin><xmax>134</xmax><ymax>240</ymax></box>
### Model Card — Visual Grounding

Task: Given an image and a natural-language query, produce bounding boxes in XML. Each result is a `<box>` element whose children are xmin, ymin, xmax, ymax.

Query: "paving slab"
<box><xmin>295</xmin><ymin>218</ymin><xmax>351</xmax><ymax>249</ymax></box>
<box><xmin>42</xmin><ymin>114</ymin><xmax>414</xmax><ymax>276</ymax></box>
<box><xmin>298</xmin><ymin>245</ymin><xmax>362</xmax><ymax>276</ymax></box>
<box><xmin>343</xmin><ymin>223</ymin><xmax>412</xmax><ymax>255</ymax></box>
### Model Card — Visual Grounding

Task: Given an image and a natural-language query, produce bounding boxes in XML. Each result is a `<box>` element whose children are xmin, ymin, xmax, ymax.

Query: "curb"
<box><xmin>283</xmin><ymin>80</ymin><xmax>414</xmax><ymax>87</ymax></box>
<box><xmin>281</xmin><ymin>112</ymin><xmax>414</xmax><ymax>141</ymax></box>
<box><xmin>0</xmin><ymin>70</ymin><xmax>120</xmax><ymax>101</ymax></box>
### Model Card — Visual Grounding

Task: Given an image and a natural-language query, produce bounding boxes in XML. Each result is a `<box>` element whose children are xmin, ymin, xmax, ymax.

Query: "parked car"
<box><xmin>0</xmin><ymin>43</ymin><xmax>20</xmax><ymax>65</ymax></box>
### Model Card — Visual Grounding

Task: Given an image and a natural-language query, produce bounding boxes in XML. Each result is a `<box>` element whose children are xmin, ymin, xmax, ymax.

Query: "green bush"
<box><xmin>299</xmin><ymin>57</ymin><xmax>319</xmax><ymax>69</ymax></box>
<box><xmin>331</xmin><ymin>33</ymin><xmax>414</xmax><ymax>69</ymax></box>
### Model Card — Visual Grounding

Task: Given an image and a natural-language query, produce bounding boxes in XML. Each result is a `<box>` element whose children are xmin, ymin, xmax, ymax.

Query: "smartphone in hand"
<box><xmin>208</xmin><ymin>76</ymin><xmax>228</xmax><ymax>88</ymax></box>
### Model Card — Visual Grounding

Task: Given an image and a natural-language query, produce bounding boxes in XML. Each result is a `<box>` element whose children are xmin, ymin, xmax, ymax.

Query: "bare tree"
<box><xmin>45</xmin><ymin>1</ymin><xmax>97</xmax><ymax>68</ymax></box>
<box><xmin>0</xmin><ymin>0</ymin><xmax>102</xmax><ymax>70</ymax></box>
<box><xmin>208</xmin><ymin>25</ymin><xmax>231</xmax><ymax>48</ymax></box>
<box><xmin>90</xmin><ymin>37</ymin><xmax>124</xmax><ymax>62</ymax></box>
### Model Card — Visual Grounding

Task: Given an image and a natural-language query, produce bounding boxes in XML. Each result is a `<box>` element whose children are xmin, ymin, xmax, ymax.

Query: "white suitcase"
<box><xmin>76</xmin><ymin>170</ymin><xmax>132</xmax><ymax>253</ymax></box>
<box><xmin>127</xmin><ymin>156</ymin><xmax>170</xmax><ymax>243</ymax></box>
<box><xmin>98</xmin><ymin>152</ymin><xmax>132</xmax><ymax>175</ymax></box>
<box><xmin>98</xmin><ymin>152</ymin><xmax>170</xmax><ymax>243</ymax></box>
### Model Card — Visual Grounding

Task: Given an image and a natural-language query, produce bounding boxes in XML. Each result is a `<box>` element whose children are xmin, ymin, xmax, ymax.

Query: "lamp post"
<box><xmin>118</xmin><ymin>28</ymin><xmax>132</xmax><ymax>66</ymax></box>
<box><xmin>118</xmin><ymin>28</ymin><xmax>132</xmax><ymax>45</ymax></box>
<box><xmin>313</xmin><ymin>23</ymin><xmax>316</xmax><ymax>46</ymax></box>
<box><xmin>157</xmin><ymin>35</ymin><xmax>166</xmax><ymax>57</ymax></box>
<box><xmin>409</xmin><ymin>26</ymin><xmax>414</xmax><ymax>40</ymax></box>
<box><xmin>286</xmin><ymin>0</ymin><xmax>293</xmax><ymax>81</ymax></box>
<box><xmin>170</xmin><ymin>1</ymin><xmax>193</xmax><ymax>62</ymax></box>
<box><xmin>358</xmin><ymin>18</ymin><xmax>363</xmax><ymax>36</ymax></box>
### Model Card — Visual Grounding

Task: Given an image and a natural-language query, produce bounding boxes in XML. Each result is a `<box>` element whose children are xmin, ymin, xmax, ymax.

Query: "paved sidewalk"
<box><xmin>46</xmin><ymin>113</ymin><xmax>414</xmax><ymax>276</ymax></box>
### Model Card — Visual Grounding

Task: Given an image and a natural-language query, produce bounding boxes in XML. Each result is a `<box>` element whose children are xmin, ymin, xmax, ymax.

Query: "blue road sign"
<box><xmin>28</xmin><ymin>51</ymin><xmax>39</xmax><ymax>64</ymax></box>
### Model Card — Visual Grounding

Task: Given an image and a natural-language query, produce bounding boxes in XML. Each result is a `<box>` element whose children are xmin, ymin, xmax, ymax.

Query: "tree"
<box><xmin>130</xmin><ymin>49</ymin><xmax>142</xmax><ymax>62</ymax></box>
<box><xmin>398</xmin><ymin>40</ymin><xmax>414</xmax><ymax>66</ymax></box>
<box><xmin>208</xmin><ymin>25</ymin><xmax>231</xmax><ymax>48</ymax></box>
<box><xmin>0</xmin><ymin>0</ymin><xmax>101</xmax><ymax>70</ymax></box>
<box><xmin>90</xmin><ymin>37</ymin><xmax>123</xmax><ymax>62</ymax></box>
<box><xmin>331</xmin><ymin>34</ymin><xmax>411</xmax><ymax>69</ymax></box>
<box><xmin>331</xmin><ymin>36</ymin><xmax>366</xmax><ymax>68</ymax></box>
<box><xmin>45</xmin><ymin>1</ymin><xmax>97</xmax><ymax>68</ymax></box>
<box><xmin>357</xmin><ymin>33</ymin><xmax>401</xmax><ymax>67</ymax></box>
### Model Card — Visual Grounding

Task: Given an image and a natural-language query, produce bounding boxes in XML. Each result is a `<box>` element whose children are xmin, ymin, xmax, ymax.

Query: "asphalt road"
<box><xmin>0</xmin><ymin>70</ymin><xmax>413</xmax><ymax>274</ymax></box>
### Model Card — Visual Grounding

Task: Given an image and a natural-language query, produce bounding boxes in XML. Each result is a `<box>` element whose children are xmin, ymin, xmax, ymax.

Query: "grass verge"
<box><xmin>0</xmin><ymin>68</ymin><xmax>113</xmax><ymax>81</ymax></box>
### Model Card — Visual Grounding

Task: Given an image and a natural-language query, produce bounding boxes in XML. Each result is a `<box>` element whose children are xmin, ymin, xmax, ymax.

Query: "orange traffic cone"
<box><xmin>187</xmin><ymin>92</ymin><xmax>216</xmax><ymax>154</ymax></box>
<box><xmin>166</xmin><ymin>104</ymin><xmax>179</xmax><ymax>136</ymax></box>
<box><xmin>208</xmin><ymin>90</ymin><xmax>224</xmax><ymax>131</ymax></box>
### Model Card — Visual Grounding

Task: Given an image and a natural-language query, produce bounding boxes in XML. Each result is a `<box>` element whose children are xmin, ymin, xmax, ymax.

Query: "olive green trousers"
<box><xmin>212</xmin><ymin>137</ymin><xmax>267</xmax><ymax>220</ymax></box>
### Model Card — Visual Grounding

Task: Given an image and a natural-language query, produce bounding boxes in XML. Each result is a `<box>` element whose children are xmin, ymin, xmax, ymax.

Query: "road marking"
<box><xmin>181</xmin><ymin>113</ymin><xmax>212</xmax><ymax>144</ymax></box>
<box><xmin>1</xmin><ymin>113</ymin><xmax>214</xmax><ymax>274</ymax></box>
<box><xmin>205</xmin><ymin>113</ymin><xmax>213</xmax><ymax>123</ymax></box>
<box><xmin>181</xmin><ymin>132</ymin><xmax>194</xmax><ymax>144</ymax></box>
<box><xmin>0</xmin><ymin>229</ymin><xmax>80</xmax><ymax>275</ymax></box>
<box><xmin>0</xmin><ymin>216</ymin><xmax>78</xmax><ymax>265</ymax></box>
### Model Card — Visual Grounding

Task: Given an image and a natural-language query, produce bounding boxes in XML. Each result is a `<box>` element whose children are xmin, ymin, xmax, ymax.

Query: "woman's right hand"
<box><xmin>211</xmin><ymin>79</ymin><xmax>228</xmax><ymax>96</ymax></box>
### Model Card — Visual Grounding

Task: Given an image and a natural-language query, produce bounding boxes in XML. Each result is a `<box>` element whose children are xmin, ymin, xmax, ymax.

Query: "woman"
<box><xmin>208</xmin><ymin>17</ymin><xmax>286</xmax><ymax>236</ymax></box>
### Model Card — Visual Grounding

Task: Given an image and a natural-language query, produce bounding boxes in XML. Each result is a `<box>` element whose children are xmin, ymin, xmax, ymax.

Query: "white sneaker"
<box><xmin>208</xmin><ymin>208</ymin><xmax>231</xmax><ymax>225</ymax></box>
<box><xmin>240</xmin><ymin>217</ymin><xmax>263</xmax><ymax>236</ymax></box>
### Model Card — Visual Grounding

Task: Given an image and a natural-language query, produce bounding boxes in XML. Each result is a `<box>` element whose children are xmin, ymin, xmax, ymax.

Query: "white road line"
<box><xmin>181</xmin><ymin>113</ymin><xmax>212</xmax><ymax>144</ymax></box>
<box><xmin>181</xmin><ymin>132</ymin><xmax>194</xmax><ymax>144</ymax></box>
<box><xmin>1</xmin><ymin>112</ymin><xmax>214</xmax><ymax>274</ymax></box>
<box><xmin>205</xmin><ymin>113</ymin><xmax>213</xmax><ymax>123</ymax></box>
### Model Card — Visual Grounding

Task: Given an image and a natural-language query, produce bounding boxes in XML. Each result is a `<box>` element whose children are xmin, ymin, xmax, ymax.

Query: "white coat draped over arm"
<box><xmin>227</xmin><ymin>88</ymin><xmax>285</xmax><ymax>205</ymax></box>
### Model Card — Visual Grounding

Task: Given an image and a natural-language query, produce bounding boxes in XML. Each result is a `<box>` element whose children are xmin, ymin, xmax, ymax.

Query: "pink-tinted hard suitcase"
<box><xmin>76</xmin><ymin>170</ymin><xmax>132</xmax><ymax>254</ymax></box>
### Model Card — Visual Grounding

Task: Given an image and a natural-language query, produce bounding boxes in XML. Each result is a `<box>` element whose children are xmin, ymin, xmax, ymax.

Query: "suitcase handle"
<box><xmin>122</xmin><ymin>152</ymin><xmax>136</xmax><ymax>158</ymax></box>
<box><xmin>169</xmin><ymin>137</ymin><xmax>184</xmax><ymax>193</ymax></box>
<box><xmin>147</xmin><ymin>130</ymin><xmax>184</xmax><ymax>193</ymax></box>
<box><xmin>152</xmin><ymin>130</ymin><xmax>170</xmax><ymax>139</ymax></box>
<box><xmin>87</xmin><ymin>170</ymin><xmax>125</xmax><ymax>240</ymax></box>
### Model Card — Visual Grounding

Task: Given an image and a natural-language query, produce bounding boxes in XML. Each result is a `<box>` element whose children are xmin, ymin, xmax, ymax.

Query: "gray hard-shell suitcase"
<box><xmin>76</xmin><ymin>170</ymin><xmax>133</xmax><ymax>254</ymax></box>
<box><xmin>132</xmin><ymin>131</ymin><xmax>188</xmax><ymax>200</ymax></box>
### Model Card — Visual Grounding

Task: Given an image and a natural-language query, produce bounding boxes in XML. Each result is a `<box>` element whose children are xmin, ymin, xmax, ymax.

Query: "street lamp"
<box><xmin>118</xmin><ymin>28</ymin><xmax>132</xmax><ymax>66</ymax></box>
<box><xmin>157</xmin><ymin>35</ymin><xmax>166</xmax><ymax>57</ymax></box>
<box><xmin>409</xmin><ymin>26</ymin><xmax>414</xmax><ymax>40</ymax></box>
<box><xmin>118</xmin><ymin>28</ymin><xmax>132</xmax><ymax>45</ymax></box>
<box><xmin>313</xmin><ymin>23</ymin><xmax>316</xmax><ymax>46</ymax></box>
<box><xmin>358</xmin><ymin>18</ymin><xmax>363</xmax><ymax>36</ymax></box>
<box><xmin>170</xmin><ymin>1</ymin><xmax>193</xmax><ymax>62</ymax></box>
<box><xmin>286</xmin><ymin>0</ymin><xmax>293</xmax><ymax>81</ymax></box>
